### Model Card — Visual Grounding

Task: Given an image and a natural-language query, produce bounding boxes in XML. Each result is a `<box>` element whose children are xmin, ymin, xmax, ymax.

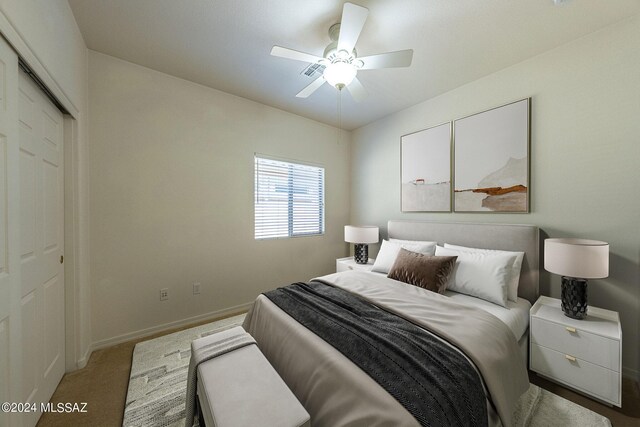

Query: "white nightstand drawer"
<box><xmin>529</xmin><ymin>296</ymin><xmax>622</xmax><ymax>407</ymax></box>
<box><xmin>531</xmin><ymin>316</ymin><xmax>620</xmax><ymax>371</ymax></box>
<box><xmin>531</xmin><ymin>344</ymin><xmax>620</xmax><ymax>406</ymax></box>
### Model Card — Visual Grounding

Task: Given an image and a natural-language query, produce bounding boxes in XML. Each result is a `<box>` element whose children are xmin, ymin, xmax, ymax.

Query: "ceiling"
<box><xmin>68</xmin><ymin>0</ymin><xmax>640</xmax><ymax>130</ymax></box>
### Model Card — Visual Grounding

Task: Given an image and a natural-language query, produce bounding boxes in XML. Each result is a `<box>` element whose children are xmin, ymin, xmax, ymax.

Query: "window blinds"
<box><xmin>255</xmin><ymin>156</ymin><xmax>325</xmax><ymax>239</ymax></box>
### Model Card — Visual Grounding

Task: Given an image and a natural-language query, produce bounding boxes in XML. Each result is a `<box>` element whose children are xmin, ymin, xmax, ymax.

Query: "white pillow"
<box><xmin>372</xmin><ymin>239</ymin><xmax>437</xmax><ymax>274</ymax></box>
<box><xmin>435</xmin><ymin>246</ymin><xmax>516</xmax><ymax>307</ymax></box>
<box><xmin>444</xmin><ymin>243</ymin><xmax>524</xmax><ymax>302</ymax></box>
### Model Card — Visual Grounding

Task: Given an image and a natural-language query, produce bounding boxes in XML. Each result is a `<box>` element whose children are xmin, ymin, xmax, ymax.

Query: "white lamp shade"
<box><xmin>344</xmin><ymin>225</ymin><xmax>379</xmax><ymax>244</ymax></box>
<box><xmin>544</xmin><ymin>238</ymin><xmax>609</xmax><ymax>279</ymax></box>
<box><xmin>324</xmin><ymin>62</ymin><xmax>357</xmax><ymax>87</ymax></box>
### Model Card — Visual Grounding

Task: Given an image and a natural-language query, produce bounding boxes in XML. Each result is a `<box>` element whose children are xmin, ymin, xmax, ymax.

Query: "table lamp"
<box><xmin>544</xmin><ymin>238</ymin><xmax>609</xmax><ymax>319</ymax></box>
<box><xmin>344</xmin><ymin>225</ymin><xmax>379</xmax><ymax>264</ymax></box>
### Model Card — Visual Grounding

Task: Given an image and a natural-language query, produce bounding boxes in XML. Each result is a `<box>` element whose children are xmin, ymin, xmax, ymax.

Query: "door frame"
<box><xmin>63</xmin><ymin>115</ymin><xmax>90</xmax><ymax>370</ymax></box>
<box><xmin>0</xmin><ymin>14</ymin><xmax>91</xmax><ymax>371</ymax></box>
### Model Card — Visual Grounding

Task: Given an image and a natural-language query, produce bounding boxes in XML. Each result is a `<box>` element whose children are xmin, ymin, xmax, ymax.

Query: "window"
<box><xmin>255</xmin><ymin>155</ymin><xmax>325</xmax><ymax>239</ymax></box>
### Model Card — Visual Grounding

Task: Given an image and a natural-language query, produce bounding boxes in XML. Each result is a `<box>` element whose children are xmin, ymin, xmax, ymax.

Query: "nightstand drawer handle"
<box><xmin>565</xmin><ymin>326</ymin><xmax>577</xmax><ymax>333</ymax></box>
<box><xmin>565</xmin><ymin>354</ymin><xmax>577</xmax><ymax>362</ymax></box>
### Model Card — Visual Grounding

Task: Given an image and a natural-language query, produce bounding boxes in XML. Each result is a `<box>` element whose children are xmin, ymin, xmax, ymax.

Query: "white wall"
<box><xmin>0</xmin><ymin>0</ymin><xmax>91</xmax><ymax>370</ymax></box>
<box><xmin>351</xmin><ymin>16</ymin><xmax>640</xmax><ymax>379</ymax></box>
<box><xmin>88</xmin><ymin>51</ymin><xmax>350</xmax><ymax>346</ymax></box>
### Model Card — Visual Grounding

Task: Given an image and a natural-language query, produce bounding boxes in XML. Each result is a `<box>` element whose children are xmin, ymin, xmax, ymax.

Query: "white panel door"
<box><xmin>0</xmin><ymin>36</ymin><xmax>21</xmax><ymax>427</ymax></box>
<box><xmin>18</xmin><ymin>68</ymin><xmax>65</xmax><ymax>426</ymax></box>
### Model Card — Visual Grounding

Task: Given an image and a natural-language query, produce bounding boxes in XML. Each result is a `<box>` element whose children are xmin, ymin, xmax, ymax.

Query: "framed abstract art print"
<box><xmin>453</xmin><ymin>98</ymin><xmax>530</xmax><ymax>213</ymax></box>
<box><xmin>401</xmin><ymin>122</ymin><xmax>452</xmax><ymax>212</ymax></box>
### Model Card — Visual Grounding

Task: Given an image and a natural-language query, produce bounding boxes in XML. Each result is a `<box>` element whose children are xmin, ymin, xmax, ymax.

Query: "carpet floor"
<box><xmin>37</xmin><ymin>312</ymin><xmax>640</xmax><ymax>427</ymax></box>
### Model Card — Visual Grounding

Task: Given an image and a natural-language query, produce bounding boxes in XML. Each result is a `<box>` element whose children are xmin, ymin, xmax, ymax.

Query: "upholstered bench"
<box><xmin>191</xmin><ymin>326</ymin><xmax>310</xmax><ymax>427</ymax></box>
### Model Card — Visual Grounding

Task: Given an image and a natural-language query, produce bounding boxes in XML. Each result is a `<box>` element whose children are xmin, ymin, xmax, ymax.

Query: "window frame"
<box><xmin>254</xmin><ymin>154</ymin><xmax>325</xmax><ymax>240</ymax></box>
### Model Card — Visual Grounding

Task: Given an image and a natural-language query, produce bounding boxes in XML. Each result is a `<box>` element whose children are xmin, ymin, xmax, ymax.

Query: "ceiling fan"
<box><xmin>270</xmin><ymin>2</ymin><xmax>413</xmax><ymax>102</ymax></box>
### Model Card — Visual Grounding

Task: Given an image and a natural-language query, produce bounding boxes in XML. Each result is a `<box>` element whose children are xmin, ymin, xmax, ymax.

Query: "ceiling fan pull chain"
<box><xmin>337</xmin><ymin>88</ymin><xmax>342</xmax><ymax>143</ymax></box>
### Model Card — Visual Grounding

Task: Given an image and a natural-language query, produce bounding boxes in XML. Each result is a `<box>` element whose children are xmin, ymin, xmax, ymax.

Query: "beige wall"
<box><xmin>88</xmin><ymin>51</ymin><xmax>350</xmax><ymax>346</ymax></box>
<box><xmin>351</xmin><ymin>16</ymin><xmax>640</xmax><ymax>379</ymax></box>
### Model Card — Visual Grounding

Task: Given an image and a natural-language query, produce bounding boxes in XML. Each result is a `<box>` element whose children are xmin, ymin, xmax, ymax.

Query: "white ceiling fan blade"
<box><xmin>296</xmin><ymin>76</ymin><xmax>326</xmax><ymax>98</ymax></box>
<box><xmin>358</xmin><ymin>49</ymin><xmax>414</xmax><ymax>70</ymax></box>
<box><xmin>347</xmin><ymin>77</ymin><xmax>368</xmax><ymax>102</ymax></box>
<box><xmin>271</xmin><ymin>46</ymin><xmax>323</xmax><ymax>64</ymax></box>
<box><xmin>337</xmin><ymin>3</ymin><xmax>369</xmax><ymax>53</ymax></box>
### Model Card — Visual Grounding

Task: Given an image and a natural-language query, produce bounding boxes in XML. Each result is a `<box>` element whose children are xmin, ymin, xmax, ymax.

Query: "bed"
<box><xmin>243</xmin><ymin>221</ymin><xmax>539</xmax><ymax>427</ymax></box>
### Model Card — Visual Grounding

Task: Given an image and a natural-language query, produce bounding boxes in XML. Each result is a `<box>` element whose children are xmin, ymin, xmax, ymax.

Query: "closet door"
<box><xmin>19</xmin><ymin>68</ymin><xmax>65</xmax><ymax>426</ymax></box>
<box><xmin>0</xmin><ymin>36</ymin><xmax>21</xmax><ymax>427</ymax></box>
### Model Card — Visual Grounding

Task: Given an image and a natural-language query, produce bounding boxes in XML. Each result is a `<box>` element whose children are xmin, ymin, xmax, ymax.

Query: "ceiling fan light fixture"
<box><xmin>323</xmin><ymin>61</ymin><xmax>357</xmax><ymax>88</ymax></box>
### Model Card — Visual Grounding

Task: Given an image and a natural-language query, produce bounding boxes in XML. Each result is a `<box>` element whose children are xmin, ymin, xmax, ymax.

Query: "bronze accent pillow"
<box><xmin>387</xmin><ymin>248</ymin><xmax>457</xmax><ymax>294</ymax></box>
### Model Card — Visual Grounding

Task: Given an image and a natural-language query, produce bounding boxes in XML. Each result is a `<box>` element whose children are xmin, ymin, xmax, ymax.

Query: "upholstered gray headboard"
<box><xmin>387</xmin><ymin>220</ymin><xmax>540</xmax><ymax>303</ymax></box>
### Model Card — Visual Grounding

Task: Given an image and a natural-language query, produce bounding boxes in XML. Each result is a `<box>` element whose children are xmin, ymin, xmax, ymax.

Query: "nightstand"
<box><xmin>336</xmin><ymin>257</ymin><xmax>374</xmax><ymax>273</ymax></box>
<box><xmin>530</xmin><ymin>296</ymin><xmax>622</xmax><ymax>407</ymax></box>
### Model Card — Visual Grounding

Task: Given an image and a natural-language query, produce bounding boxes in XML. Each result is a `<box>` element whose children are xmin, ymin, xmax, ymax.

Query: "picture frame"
<box><xmin>401</xmin><ymin>122</ymin><xmax>452</xmax><ymax>212</ymax></box>
<box><xmin>453</xmin><ymin>98</ymin><xmax>530</xmax><ymax>213</ymax></box>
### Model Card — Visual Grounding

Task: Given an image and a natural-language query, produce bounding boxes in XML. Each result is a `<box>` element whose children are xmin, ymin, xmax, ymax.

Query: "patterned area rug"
<box><xmin>123</xmin><ymin>314</ymin><xmax>246</xmax><ymax>427</ymax></box>
<box><xmin>123</xmin><ymin>314</ymin><xmax>611</xmax><ymax>427</ymax></box>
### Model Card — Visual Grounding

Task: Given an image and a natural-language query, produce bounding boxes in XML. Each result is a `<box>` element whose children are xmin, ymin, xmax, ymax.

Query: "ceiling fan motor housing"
<box><xmin>324</xmin><ymin>24</ymin><xmax>360</xmax><ymax>67</ymax></box>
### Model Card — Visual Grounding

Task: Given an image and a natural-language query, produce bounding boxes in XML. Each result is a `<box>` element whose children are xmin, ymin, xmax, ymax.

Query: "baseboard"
<box><xmin>90</xmin><ymin>302</ymin><xmax>253</xmax><ymax>351</ymax></box>
<box><xmin>76</xmin><ymin>345</ymin><xmax>93</xmax><ymax>370</ymax></box>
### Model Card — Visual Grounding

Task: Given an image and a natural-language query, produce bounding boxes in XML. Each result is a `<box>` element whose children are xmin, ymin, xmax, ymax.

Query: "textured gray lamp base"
<box><xmin>354</xmin><ymin>244</ymin><xmax>369</xmax><ymax>264</ymax></box>
<box><xmin>561</xmin><ymin>277</ymin><xmax>588</xmax><ymax>319</ymax></box>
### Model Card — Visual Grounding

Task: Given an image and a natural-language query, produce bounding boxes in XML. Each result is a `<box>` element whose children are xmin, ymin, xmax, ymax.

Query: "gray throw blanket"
<box><xmin>264</xmin><ymin>281</ymin><xmax>488</xmax><ymax>427</ymax></box>
<box><xmin>184</xmin><ymin>326</ymin><xmax>256</xmax><ymax>427</ymax></box>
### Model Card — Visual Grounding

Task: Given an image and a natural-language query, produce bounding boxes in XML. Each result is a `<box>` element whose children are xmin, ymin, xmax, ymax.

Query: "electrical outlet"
<box><xmin>160</xmin><ymin>288</ymin><xmax>169</xmax><ymax>301</ymax></box>
<box><xmin>193</xmin><ymin>282</ymin><xmax>201</xmax><ymax>295</ymax></box>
